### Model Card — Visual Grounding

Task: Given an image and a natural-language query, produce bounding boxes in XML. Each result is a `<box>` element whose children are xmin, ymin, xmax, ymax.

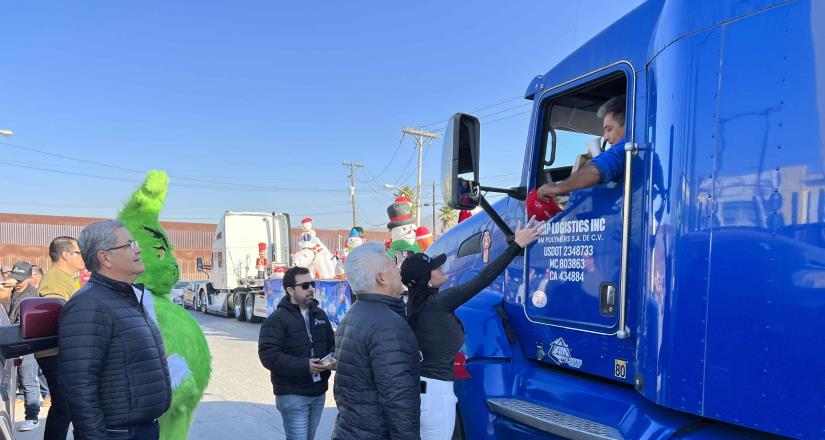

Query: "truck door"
<box><xmin>268</xmin><ymin>213</ymin><xmax>291</xmax><ymax>268</ymax></box>
<box><xmin>517</xmin><ymin>64</ymin><xmax>639</xmax><ymax>380</ymax></box>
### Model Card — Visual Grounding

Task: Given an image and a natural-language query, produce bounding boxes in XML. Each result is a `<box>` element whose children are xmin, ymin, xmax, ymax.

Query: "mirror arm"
<box><xmin>479</xmin><ymin>185</ymin><xmax>527</xmax><ymax>201</ymax></box>
<box><xmin>478</xmin><ymin>195</ymin><xmax>522</xmax><ymax>254</ymax></box>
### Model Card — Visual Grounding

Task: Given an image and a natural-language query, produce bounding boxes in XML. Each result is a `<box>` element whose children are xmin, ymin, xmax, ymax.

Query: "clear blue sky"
<box><xmin>0</xmin><ymin>0</ymin><xmax>643</xmax><ymax>230</ymax></box>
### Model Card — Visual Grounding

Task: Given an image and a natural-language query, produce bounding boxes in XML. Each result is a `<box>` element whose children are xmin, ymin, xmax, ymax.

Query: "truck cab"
<box><xmin>436</xmin><ymin>1</ymin><xmax>825</xmax><ymax>438</ymax></box>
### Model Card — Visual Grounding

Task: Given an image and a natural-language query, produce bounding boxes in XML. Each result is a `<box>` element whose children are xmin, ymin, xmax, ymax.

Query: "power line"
<box><xmin>431</xmin><ymin>107</ymin><xmax>533</xmax><ymax>133</ymax></box>
<box><xmin>0</xmin><ymin>141</ymin><xmax>340</xmax><ymax>192</ymax></box>
<box><xmin>418</xmin><ymin>95</ymin><xmax>525</xmax><ymax>128</ymax></box>
<box><xmin>363</xmin><ymin>137</ymin><xmax>405</xmax><ymax>183</ymax></box>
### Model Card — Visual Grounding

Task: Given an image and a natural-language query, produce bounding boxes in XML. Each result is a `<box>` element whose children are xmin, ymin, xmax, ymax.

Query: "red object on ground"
<box><xmin>525</xmin><ymin>188</ymin><xmax>562</xmax><ymax>221</ymax></box>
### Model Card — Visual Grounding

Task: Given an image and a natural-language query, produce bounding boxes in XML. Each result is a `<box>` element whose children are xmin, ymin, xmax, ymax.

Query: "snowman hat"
<box><xmin>301</xmin><ymin>217</ymin><xmax>313</xmax><ymax>224</ymax></box>
<box><xmin>387</xmin><ymin>197</ymin><xmax>416</xmax><ymax>229</ymax></box>
<box><xmin>348</xmin><ymin>228</ymin><xmax>363</xmax><ymax>238</ymax></box>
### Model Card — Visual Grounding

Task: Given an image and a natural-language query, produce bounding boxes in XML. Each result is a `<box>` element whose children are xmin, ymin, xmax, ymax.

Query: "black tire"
<box><xmin>246</xmin><ymin>294</ymin><xmax>263</xmax><ymax>323</ymax></box>
<box><xmin>199</xmin><ymin>292</ymin><xmax>208</xmax><ymax>313</ymax></box>
<box><xmin>234</xmin><ymin>293</ymin><xmax>247</xmax><ymax>321</ymax></box>
<box><xmin>191</xmin><ymin>294</ymin><xmax>198</xmax><ymax>311</ymax></box>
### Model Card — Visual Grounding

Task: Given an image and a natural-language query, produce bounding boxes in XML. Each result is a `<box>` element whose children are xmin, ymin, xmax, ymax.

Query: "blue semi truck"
<box><xmin>432</xmin><ymin>1</ymin><xmax>825</xmax><ymax>438</ymax></box>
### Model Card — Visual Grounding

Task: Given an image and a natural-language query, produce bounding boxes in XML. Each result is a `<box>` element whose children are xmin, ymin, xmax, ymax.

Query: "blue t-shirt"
<box><xmin>590</xmin><ymin>136</ymin><xmax>626</xmax><ymax>183</ymax></box>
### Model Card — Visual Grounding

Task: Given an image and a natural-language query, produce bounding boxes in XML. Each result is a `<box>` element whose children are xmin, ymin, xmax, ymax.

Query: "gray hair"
<box><xmin>79</xmin><ymin>220</ymin><xmax>124</xmax><ymax>273</ymax></box>
<box><xmin>596</xmin><ymin>95</ymin><xmax>626</xmax><ymax>126</ymax></box>
<box><xmin>344</xmin><ymin>242</ymin><xmax>392</xmax><ymax>294</ymax></box>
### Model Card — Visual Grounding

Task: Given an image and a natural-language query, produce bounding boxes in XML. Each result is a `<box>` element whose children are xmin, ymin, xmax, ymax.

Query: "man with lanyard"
<box><xmin>258</xmin><ymin>267</ymin><xmax>335</xmax><ymax>440</ymax></box>
<box><xmin>538</xmin><ymin>95</ymin><xmax>628</xmax><ymax>201</ymax></box>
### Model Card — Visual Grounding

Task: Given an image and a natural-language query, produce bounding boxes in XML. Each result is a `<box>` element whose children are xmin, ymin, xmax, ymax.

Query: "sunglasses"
<box><xmin>104</xmin><ymin>240</ymin><xmax>139</xmax><ymax>252</ymax></box>
<box><xmin>289</xmin><ymin>281</ymin><xmax>315</xmax><ymax>290</ymax></box>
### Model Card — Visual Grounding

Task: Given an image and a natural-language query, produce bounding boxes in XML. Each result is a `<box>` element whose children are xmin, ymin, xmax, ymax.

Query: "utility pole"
<box><xmin>401</xmin><ymin>126</ymin><xmax>441</xmax><ymax>226</ymax></box>
<box><xmin>431</xmin><ymin>182</ymin><xmax>437</xmax><ymax>235</ymax></box>
<box><xmin>342</xmin><ymin>161</ymin><xmax>364</xmax><ymax>229</ymax></box>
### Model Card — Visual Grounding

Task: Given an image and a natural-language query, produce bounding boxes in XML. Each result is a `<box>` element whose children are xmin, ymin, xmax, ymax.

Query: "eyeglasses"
<box><xmin>103</xmin><ymin>240</ymin><xmax>139</xmax><ymax>252</ymax></box>
<box><xmin>289</xmin><ymin>281</ymin><xmax>315</xmax><ymax>290</ymax></box>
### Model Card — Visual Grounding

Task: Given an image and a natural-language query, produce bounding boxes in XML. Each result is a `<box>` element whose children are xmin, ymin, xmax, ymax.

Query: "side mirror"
<box><xmin>197</xmin><ymin>257</ymin><xmax>204</xmax><ymax>272</ymax></box>
<box><xmin>441</xmin><ymin>113</ymin><xmax>481</xmax><ymax>210</ymax></box>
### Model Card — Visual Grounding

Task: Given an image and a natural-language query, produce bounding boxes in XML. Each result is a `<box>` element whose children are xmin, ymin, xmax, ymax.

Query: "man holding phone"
<box><xmin>258</xmin><ymin>266</ymin><xmax>335</xmax><ymax>440</ymax></box>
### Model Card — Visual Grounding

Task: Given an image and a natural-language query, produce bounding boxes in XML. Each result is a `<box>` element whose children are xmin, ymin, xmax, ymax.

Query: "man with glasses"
<box><xmin>59</xmin><ymin>220</ymin><xmax>171</xmax><ymax>440</ymax></box>
<box><xmin>37</xmin><ymin>236</ymin><xmax>86</xmax><ymax>439</ymax></box>
<box><xmin>258</xmin><ymin>266</ymin><xmax>335</xmax><ymax>440</ymax></box>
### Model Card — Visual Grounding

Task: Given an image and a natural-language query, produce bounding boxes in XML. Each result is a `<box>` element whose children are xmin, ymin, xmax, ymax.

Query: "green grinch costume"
<box><xmin>118</xmin><ymin>171</ymin><xmax>211</xmax><ymax>440</ymax></box>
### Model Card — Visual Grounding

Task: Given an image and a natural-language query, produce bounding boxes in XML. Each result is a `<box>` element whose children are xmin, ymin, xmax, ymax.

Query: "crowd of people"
<box><xmin>2</xmin><ymin>222</ymin><xmax>171</xmax><ymax>440</ymax></box>
<box><xmin>258</xmin><ymin>220</ymin><xmax>542</xmax><ymax>440</ymax></box>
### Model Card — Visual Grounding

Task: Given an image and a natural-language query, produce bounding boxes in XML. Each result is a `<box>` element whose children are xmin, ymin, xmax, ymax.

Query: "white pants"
<box><xmin>420</xmin><ymin>376</ymin><xmax>458</xmax><ymax>440</ymax></box>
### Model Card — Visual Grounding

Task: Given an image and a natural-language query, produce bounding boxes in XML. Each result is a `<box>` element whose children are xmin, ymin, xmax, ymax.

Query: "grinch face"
<box><xmin>347</xmin><ymin>236</ymin><xmax>363</xmax><ymax>249</ymax></box>
<box><xmin>119</xmin><ymin>171</ymin><xmax>180</xmax><ymax>296</ymax></box>
<box><xmin>391</xmin><ymin>224</ymin><xmax>416</xmax><ymax>244</ymax></box>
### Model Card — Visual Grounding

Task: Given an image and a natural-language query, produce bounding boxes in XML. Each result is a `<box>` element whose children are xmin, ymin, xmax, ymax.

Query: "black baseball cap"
<box><xmin>9</xmin><ymin>262</ymin><xmax>32</xmax><ymax>281</ymax></box>
<box><xmin>400</xmin><ymin>253</ymin><xmax>447</xmax><ymax>289</ymax></box>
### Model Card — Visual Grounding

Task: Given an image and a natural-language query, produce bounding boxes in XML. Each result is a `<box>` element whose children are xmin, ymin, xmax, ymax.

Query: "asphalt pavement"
<box><xmin>16</xmin><ymin>308</ymin><xmax>338</xmax><ymax>439</ymax></box>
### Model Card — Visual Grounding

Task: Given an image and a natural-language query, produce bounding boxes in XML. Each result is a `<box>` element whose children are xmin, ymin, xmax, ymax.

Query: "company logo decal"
<box><xmin>548</xmin><ymin>337</ymin><xmax>582</xmax><ymax>368</ymax></box>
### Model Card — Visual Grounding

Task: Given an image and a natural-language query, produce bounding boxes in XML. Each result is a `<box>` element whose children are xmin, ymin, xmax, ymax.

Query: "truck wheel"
<box><xmin>190</xmin><ymin>295</ymin><xmax>197</xmax><ymax>311</ymax></box>
<box><xmin>199</xmin><ymin>292</ymin><xmax>208</xmax><ymax>313</ymax></box>
<box><xmin>234</xmin><ymin>294</ymin><xmax>247</xmax><ymax>321</ymax></box>
<box><xmin>246</xmin><ymin>294</ymin><xmax>262</xmax><ymax>323</ymax></box>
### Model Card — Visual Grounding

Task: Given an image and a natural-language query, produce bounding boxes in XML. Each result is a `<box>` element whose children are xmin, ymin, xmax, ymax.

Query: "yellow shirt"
<box><xmin>37</xmin><ymin>266</ymin><xmax>78</xmax><ymax>301</ymax></box>
<box><xmin>36</xmin><ymin>266</ymin><xmax>78</xmax><ymax>358</ymax></box>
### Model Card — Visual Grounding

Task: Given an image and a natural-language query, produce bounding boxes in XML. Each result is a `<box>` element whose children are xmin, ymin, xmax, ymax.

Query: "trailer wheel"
<box><xmin>245</xmin><ymin>294</ymin><xmax>263</xmax><ymax>323</ymax></box>
<box><xmin>234</xmin><ymin>293</ymin><xmax>247</xmax><ymax>321</ymax></box>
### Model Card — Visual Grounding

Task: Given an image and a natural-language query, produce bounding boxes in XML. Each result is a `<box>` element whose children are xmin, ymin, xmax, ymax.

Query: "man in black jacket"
<box><xmin>59</xmin><ymin>220</ymin><xmax>172</xmax><ymax>440</ymax></box>
<box><xmin>259</xmin><ymin>266</ymin><xmax>335</xmax><ymax>440</ymax></box>
<box><xmin>333</xmin><ymin>242</ymin><xmax>420</xmax><ymax>440</ymax></box>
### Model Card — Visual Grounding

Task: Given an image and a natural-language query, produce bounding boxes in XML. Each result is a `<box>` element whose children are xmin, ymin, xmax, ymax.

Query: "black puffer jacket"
<box><xmin>332</xmin><ymin>293</ymin><xmax>420</xmax><ymax>440</ymax></box>
<box><xmin>258</xmin><ymin>295</ymin><xmax>334</xmax><ymax>396</ymax></box>
<box><xmin>58</xmin><ymin>273</ymin><xmax>172</xmax><ymax>440</ymax></box>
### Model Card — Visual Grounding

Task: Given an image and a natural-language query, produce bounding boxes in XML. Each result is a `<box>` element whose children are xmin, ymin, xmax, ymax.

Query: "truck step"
<box><xmin>487</xmin><ymin>397</ymin><xmax>623</xmax><ymax>440</ymax></box>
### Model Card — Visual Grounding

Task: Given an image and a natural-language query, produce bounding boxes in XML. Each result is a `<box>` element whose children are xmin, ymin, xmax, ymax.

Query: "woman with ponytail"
<box><xmin>400</xmin><ymin>218</ymin><xmax>543</xmax><ymax>440</ymax></box>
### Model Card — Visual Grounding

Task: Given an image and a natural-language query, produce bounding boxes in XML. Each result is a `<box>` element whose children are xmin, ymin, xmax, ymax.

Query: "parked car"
<box><xmin>182</xmin><ymin>280</ymin><xmax>208</xmax><ymax>310</ymax></box>
<box><xmin>170</xmin><ymin>281</ymin><xmax>187</xmax><ymax>306</ymax></box>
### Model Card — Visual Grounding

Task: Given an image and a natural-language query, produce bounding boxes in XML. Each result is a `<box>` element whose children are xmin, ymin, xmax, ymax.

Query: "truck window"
<box><xmin>537</xmin><ymin>73</ymin><xmax>627</xmax><ymax>193</ymax></box>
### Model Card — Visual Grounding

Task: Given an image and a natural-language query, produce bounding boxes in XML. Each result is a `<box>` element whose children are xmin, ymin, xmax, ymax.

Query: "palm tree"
<box><xmin>439</xmin><ymin>205</ymin><xmax>457</xmax><ymax>231</ymax></box>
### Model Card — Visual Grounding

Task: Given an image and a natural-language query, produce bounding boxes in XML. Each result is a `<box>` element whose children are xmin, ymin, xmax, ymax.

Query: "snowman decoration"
<box><xmin>343</xmin><ymin>227</ymin><xmax>364</xmax><ymax>260</ymax></box>
<box><xmin>386</xmin><ymin>196</ymin><xmax>421</xmax><ymax>266</ymax></box>
<box><xmin>292</xmin><ymin>217</ymin><xmax>336</xmax><ymax>279</ymax></box>
<box><xmin>300</xmin><ymin>217</ymin><xmax>321</xmax><ymax>245</ymax></box>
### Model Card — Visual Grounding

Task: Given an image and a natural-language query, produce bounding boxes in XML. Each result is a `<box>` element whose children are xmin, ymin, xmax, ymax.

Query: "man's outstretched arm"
<box><xmin>537</xmin><ymin>163</ymin><xmax>602</xmax><ymax>200</ymax></box>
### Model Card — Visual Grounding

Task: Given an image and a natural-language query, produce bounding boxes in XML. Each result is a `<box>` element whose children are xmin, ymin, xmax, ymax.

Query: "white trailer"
<box><xmin>195</xmin><ymin>211</ymin><xmax>291</xmax><ymax>322</ymax></box>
